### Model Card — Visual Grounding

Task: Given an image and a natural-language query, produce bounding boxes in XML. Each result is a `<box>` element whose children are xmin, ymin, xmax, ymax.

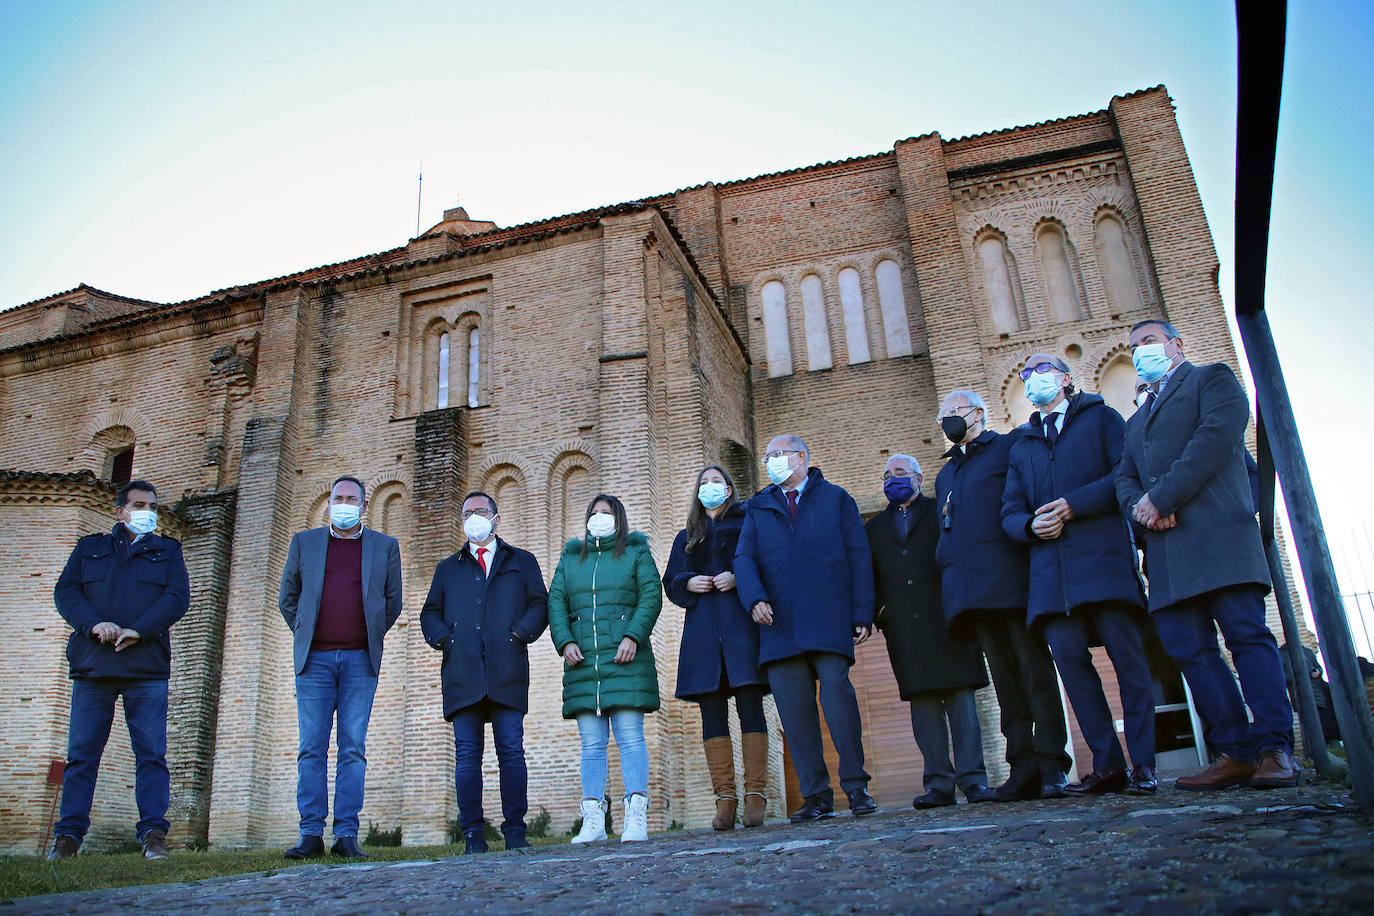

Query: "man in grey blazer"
<box><xmin>1116</xmin><ymin>320</ymin><xmax>1296</xmax><ymax>791</ymax></box>
<box><xmin>279</xmin><ymin>475</ymin><xmax>403</xmax><ymax>858</ymax></box>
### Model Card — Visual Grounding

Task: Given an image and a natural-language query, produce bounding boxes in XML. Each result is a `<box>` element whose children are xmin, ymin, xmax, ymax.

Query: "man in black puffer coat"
<box><xmin>1003</xmin><ymin>354</ymin><xmax>1156</xmax><ymax>797</ymax></box>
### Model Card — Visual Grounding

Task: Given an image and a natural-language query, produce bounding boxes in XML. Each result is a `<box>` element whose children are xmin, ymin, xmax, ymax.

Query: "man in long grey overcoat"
<box><xmin>1115</xmin><ymin>320</ymin><xmax>1296</xmax><ymax>790</ymax></box>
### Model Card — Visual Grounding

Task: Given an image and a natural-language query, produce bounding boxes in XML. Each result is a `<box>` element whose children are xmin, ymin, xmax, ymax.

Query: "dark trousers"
<box><xmin>697</xmin><ymin>685</ymin><xmax>768</xmax><ymax>740</ymax></box>
<box><xmin>452</xmin><ymin>699</ymin><xmax>527</xmax><ymax>836</ymax></box>
<box><xmin>55</xmin><ymin>677</ymin><xmax>170</xmax><ymax>843</ymax></box>
<box><xmin>975</xmin><ymin>610</ymin><xmax>1071</xmax><ymax>783</ymax></box>
<box><xmin>766</xmin><ymin>651</ymin><xmax>869</xmax><ymax>804</ymax></box>
<box><xmin>1043</xmin><ymin>606</ymin><xmax>1156</xmax><ymax>773</ymax></box>
<box><xmin>909</xmin><ymin>687</ymin><xmax>987</xmax><ymax>795</ymax></box>
<box><xmin>1153</xmin><ymin>584</ymin><xmax>1294</xmax><ymax>760</ymax></box>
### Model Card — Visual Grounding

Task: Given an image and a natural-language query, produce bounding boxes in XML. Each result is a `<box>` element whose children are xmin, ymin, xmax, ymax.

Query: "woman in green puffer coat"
<box><xmin>548</xmin><ymin>493</ymin><xmax>663</xmax><ymax>844</ymax></box>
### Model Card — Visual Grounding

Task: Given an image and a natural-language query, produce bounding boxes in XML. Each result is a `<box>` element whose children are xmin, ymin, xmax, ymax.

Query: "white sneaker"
<box><xmin>621</xmin><ymin>793</ymin><xmax>649</xmax><ymax>842</ymax></box>
<box><xmin>571</xmin><ymin>798</ymin><xmax>608</xmax><ymax>844</ymax></box>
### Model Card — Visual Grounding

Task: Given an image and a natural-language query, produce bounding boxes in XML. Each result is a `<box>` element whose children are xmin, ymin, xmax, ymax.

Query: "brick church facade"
<box><xmin>0</xmin><ymin>86</ymin><xmax>1278</xmax><ymax>852</ymax></box>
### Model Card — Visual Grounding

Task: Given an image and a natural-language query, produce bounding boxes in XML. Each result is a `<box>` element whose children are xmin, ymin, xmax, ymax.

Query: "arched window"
<box><xmin>436</xmin><ymin>332</ymin><xmax>451</xmax><ymax>409</ymax></box>
<box><xmin>110</xmin><ymin>447</ymin><xmax>134</xmax><ymax>487</ymax></box>
<box><xmin>466</xmin><ymin>327</ymin><xmax>480</xmax><ymax>408</ymax></box>
<box><xmin>1035</xmin><ymin>222</ymin><xmax>1086</xmax><ymax>322</ymax></box>
<box><xmin>835</xmin><ymin>268</ymin><xmax>869</xmax><ymax>364</ymax></box>
<box><xmin>1098</xmin><ymin>355</ymin><xmax>1140</xmax><ymax>417</ymax></box>
<box><xmin>1094</xmin><ymin>212</ymin><xmax>1145</xmax><ymax>314</ymax></box>
<box><xmin>874</xmin><ymin>260</ymin><xmax>912</xmax><ymax>358</ymax></box>
<box><xmin>799</xmin><ymin>274</ymin><xmax>832</xmax><ymax>370</ymax></box>
<box><xmin>977</xmin><ymin>231</ymin><xmax>1025</xmax><ymax>335</ymax></box>
<box><xmin>760</xmin><ymin>280</ymin><xmax>792</xmax><ymax>377</ymax></box>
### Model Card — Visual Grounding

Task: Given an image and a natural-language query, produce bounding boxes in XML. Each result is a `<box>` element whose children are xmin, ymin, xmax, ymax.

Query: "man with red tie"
<box><xmin>419</xmin><ymin>491</ymin><xmax>549</xmax><ymax>854</ymax></box>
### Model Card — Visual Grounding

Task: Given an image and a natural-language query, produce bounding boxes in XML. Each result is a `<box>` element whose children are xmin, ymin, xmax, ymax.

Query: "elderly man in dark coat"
<box><xmin>1002</xmin><ymin>354</ymin><xmax>1156</xmax><ymax>796</ymax></box>
<box><xmin>736</xmin><ymin>434</ymin><xmax>877</xmax><ymax>821</ymax></box>
<box><xmin>868</xmin><ymin>453</ymin><xmax>994</xmax><ymax>808</ymax></box>
<box><xmin>935</xmin><ymin>390</ymin><xmax>1072</xmax><ymax>802</ymax></box>
<box><xmin>420</xmin><ymin>491</ymin><xmax>549</xmax><ymax>853</ymax></box>
<box><xmin>1117</xmin><ymin>320</ymin><xmax>1296</xmax><ymax>789</ymax></box>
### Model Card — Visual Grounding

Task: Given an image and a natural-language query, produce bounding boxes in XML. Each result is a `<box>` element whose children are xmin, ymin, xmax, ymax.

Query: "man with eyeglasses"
<box><xmin>735</xmin><ymin>435</ymin><xmax>878</xmax><ymax>821</ymax></box>
<box><xmin>867</xmin><ymin>454</ymin><xmax>994</xmax><ymax>808</ymax></box>
<box><xmin>1002</xmin><ymin>355</ymin><xmax>1156</xmax><ymax>796</ymax></box>
<box><xmin>280</xmin><ymin>475</ymin><xmax>403</xmax><ymax>859</ymax></box>
<box><xmin>1116</xmin><ymin>320</ymin><xmax>1296</xmax><ymax>790</ymax></box>
<box><xmin>419</xmin><ymin>491</ymin><xmax>548</xmax><ymax>853</ymax></box>
<box><xmin>934</xmin><ymin>390</ymin><xmax>1071</xmax><ymax>802</ymax></box>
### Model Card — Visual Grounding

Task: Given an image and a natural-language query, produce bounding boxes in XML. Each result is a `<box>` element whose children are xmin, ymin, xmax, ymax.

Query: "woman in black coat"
<box><xmin>663</xmin><ymin>465</ymin><xmax>769</xmax><ymax>830</ymax></box>
<box><xmin>867</xmin><ymin>454</ymin><xmax>993</xmax><ymax>808</ymax></box>
<box><xmin>1002</xmin><ymin>355</ymin><xmax>1155</xmax><ymax>796</ymax></box>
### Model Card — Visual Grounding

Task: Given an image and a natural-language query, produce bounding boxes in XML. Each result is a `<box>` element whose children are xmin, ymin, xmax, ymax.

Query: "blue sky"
<box><xmin>2</xmin><ymin>0</ymin><xmax>1371</xmax><ymax>635</ymax></box>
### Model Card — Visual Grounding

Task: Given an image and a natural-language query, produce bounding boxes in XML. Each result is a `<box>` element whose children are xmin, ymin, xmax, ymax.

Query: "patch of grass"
<box><xmin>0</xmin><ymin>835</ymin><xmax>569</xmax><ymax>900</ymax></box>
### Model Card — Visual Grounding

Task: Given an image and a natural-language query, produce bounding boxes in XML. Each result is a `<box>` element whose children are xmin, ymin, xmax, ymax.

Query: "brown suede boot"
<box><xmin>704</xmin><ymin>736</ymin><xmax>737</xmax><ymax>830</ymax></box>
<box><xmin>741</xmin><ymin>731</ymin><xmax>769</xmax><ymax>827</ymax></box>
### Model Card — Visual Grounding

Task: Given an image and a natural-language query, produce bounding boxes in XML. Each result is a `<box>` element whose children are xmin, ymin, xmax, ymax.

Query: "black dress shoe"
<box><xmin>912</xmin><ymin>790</ymin><xmax>956</xmax><ymax>809</ymax></box>
<box><xmin>789</xmin><ymin>796</ymin><xmax>836</xmax><ymax>822</ymax></box>
<box><xmin>1040</xmin><ymin>772</ymin><xmax>1069</xmax><ymax>799</ymax></box>
<box><xmin>992</xmin><ymin>778</ymin><xmax>1040</xmax><ymax>802</ymax></box>
<box><xmin>285</xmin><ymin>835</ymin><xmax>324</xmax><ymax>859</ymax></box>
<box><xmin>847</xmin><ymin>788</ymin><xmax>878</xmax><ymax>816</ymax></box>
<box><xmin>1126</xmin><ymin>764</ymin><xmax>1158</xmax><ymax>795</ymax></box>
<box><xmin>1065</xmin><ymin>769</ymin><xmax>1128</xmax><ymax>796</ymax></box>
<box><xmin>962</xmin><ymin>784</ymin><xmax>998</xmax><ymax>804</ymax></box>
<box><xmin>502</xmin><ymin>828</ymin><xmax>531</xmax><ymax>850</ymax></box>
<box><xmin>464</xmin><ymin>831</ymin><xmax>489</xmax><ymax>855</ymax></box>
<box><xmin>330</xmin><ymin>836</ymin><xmax>369</xmax><ymax>859</ymax></box>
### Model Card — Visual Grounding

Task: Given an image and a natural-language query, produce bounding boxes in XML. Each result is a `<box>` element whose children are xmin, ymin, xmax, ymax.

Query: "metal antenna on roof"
<box><xmin>415</xmin><ymin>163</ymin><xmax>424</xmax><ymax>238</ymax></box>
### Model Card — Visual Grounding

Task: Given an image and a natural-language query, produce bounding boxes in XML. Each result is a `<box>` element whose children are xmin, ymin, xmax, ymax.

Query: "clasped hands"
<box><xmin>686</xmin><ymin>572</ymin><xmax>735</xmax><ymax>593</ymax></box>
<box><xmin>91</xmin><ymin>621</ymin><xmax>141</xmax><ymax>652</ymax></box>
<box><xmin>1131</xmin><ymin>493</ymin><xmax>1177</xmax><ymax>532</ymax></box>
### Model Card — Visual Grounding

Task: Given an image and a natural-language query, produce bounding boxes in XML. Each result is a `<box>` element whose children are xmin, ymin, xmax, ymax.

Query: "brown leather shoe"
<box><xmin>141</xmin><ymin>830</ymin><xmax>169</xmax><ymax>860</ymax></box>
<box><xmin>1176</xmin><ymin>753</ymin><xmax>1256</xmax><ymax>791</ymax></box>
<box><xmin>1251</xmin><ymin>748</ymin><xmax>1300</xmax><ymax>789</ymax></box>
<box><xmin>46</xmin><ymin>835</ymin><xmax>80</xmax><ymax>860</ymax></box>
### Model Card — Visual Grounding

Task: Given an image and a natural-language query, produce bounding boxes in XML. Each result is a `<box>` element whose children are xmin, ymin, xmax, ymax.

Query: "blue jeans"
<box><xmin>452</xmin><ymin>700</ymin><xmax>527</xmax><ymax>836</ymax></box>
<box><xmin>296</xmin><ymin>650</ymin><xmax>378</xmax><ymax>838</ymax></box>
<box><xmin>1153</xmin><ymin>584</ymin><xmax>1294</xmax><ymax>760</ymax></box>
<box><xmin>55</xmin><ymin>677</ymin><xmax>170</xmax><ymax>842</ymax></box>
<box><xmin>576</xmin><ymin>710</ymin><xmax>648</xmax><ymax>799</ymax></box>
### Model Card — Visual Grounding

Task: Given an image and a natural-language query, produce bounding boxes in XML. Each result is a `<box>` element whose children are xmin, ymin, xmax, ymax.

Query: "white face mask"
<box><xmin>329</xmin><ymin>503</ymin><xmax>362</xmax><ymax>530</ymax></box>
<box><xmin>586</xmin><ymin>512</ymin><xmax>617</xmax><ymax>539</ymax></box>
<box><xmin>766</xmin><ymin>454</ymin><xmax>795</xmax><ymax>486</ymax></box>
<box><xmin>463</xmin><ymin>513</ymin><xmax>493</xmax><ymax>543</ymax></box>
<box><xmin>698</xmin><ymin>481</ymin><xmax>729</xmax><ymax>510</ymax></box>
<box><xmin>125</xmin><ymin>509</ymin><xmax>158</xmax><ymax>536</ymax></box>
<box><xmin>1024</xmin><ymin>371</ymin><xmax>1065</xmax><ymax>407</ymax></box>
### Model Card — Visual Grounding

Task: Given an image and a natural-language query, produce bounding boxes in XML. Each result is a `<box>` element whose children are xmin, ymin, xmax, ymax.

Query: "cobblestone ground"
<box><xmin>16</xmin><ymin>781</ymin><xmax>1373</xmax><ymax>915</ymax></box>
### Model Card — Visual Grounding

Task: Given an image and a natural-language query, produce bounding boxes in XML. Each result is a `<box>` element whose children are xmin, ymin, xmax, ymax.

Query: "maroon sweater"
<box><xmin>311</xmin><ymin>536</ymin><xmax>367</xmax><ymax>652</ymax></box>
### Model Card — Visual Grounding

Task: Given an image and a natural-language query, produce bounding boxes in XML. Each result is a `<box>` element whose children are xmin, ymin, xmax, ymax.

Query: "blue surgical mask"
<box><xmin>329</xmin><ymin>504</ymin><xmax>362</xmax><ymax>530</ymax></box>
<box><xmin>766</xmin><ymin>454</ymin><xmax>795</xmax><ymax>486</ymax></box>
<box><xmin>1024</xmin><ymin>371</ymin><xmax>1065</xmax><ymax>407</ymax></box>
<box><xmin>125</xmin><ymin>510</ymin><xmax>158</xmax><ymax>536</ymax></box>
<box><xmin>698</xmin><ymin>481</ymin><xmax>728</xmax><ymax>510</ymax></box>
<box><xmin>883</xmin><ymin>476</ymin><xmax>916</xmax><ymax>505</ymax></box>
<box><xmin>1135</xmin><ymin>389</ymin><xmax>1151</xmax><ymax>408</ymax></box>
<box><xmin>1133</xmin><ymin>343</ymin><xmax>1172</xmax><ymax>383</ymax></box>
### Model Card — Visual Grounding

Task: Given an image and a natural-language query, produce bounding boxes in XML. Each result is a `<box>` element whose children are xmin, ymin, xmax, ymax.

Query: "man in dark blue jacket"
<box><xmin>935</xmin><ymin>390</ymin><xmax>1071</xmax><ymax>802</ymax></box>
<box><xmin>420</xmin><ymin>491</ymin><xmax>548</xmax><ymax>853</ymax></box>
<box><xmin>48</xmin><ymin>480</ymin><xmax>191</xmax><ymax>861</ymax></box>
<box><xmin>736</xmin><ymin>435</ymin><xmax>877</xmax><ymax>821</ymax></box>
<box><xmin>1002</xmin><ymin>355</ymin><xmax>1156</xmax><ymax>796</ymax></box>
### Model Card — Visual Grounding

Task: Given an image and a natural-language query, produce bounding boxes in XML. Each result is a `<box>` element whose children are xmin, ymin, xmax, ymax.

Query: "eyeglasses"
<box><xmin>882</xmin><ymin>470</ymin><xmax>918</xmax><ymax>482</ymax></box>
<box><xmin>1017</xmin><ymin>361</ymin><xmax>1063</xmax><ymax>381</ymax></box>
<box><xmin>761</xmin><ymin>449</ymin><xmax>803</xmax><ymax>464</ymax></box>
<box><xmin>460</xmin><ymin>508</ymin><xmax>495</xmax><ymax>519</ymax></box>
<box><xmin>938</xmin><ymin>405</ymin><xmax>980</xmax><ymax>420</ymax></box>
